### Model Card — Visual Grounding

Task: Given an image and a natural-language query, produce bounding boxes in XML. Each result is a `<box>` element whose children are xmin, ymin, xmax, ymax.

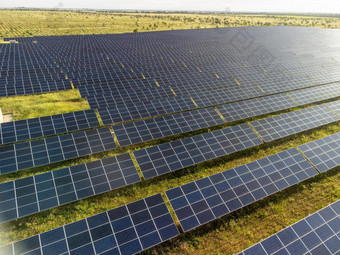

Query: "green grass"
<box><xmin>0</xmin><ymin>89</ymin><xmax>89</xmax><ymax>121</ymax></box>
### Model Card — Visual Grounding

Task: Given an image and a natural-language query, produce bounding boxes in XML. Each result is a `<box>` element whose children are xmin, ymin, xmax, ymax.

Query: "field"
<box><xmin>0</xmin><ymin>10</ymin><xmax>339</xmax><ymax>37</ymax></box>
<box><xmin>0</xmin><ymin>10</ymin><xmax>340</xmax><ymax>255</ymax></box>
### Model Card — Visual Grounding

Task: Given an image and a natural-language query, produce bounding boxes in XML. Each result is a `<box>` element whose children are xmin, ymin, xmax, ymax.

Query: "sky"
<box><xmin>0</xmin><ymin>0</ymin><xmax>339</xmax><ymax>13</ymax></box>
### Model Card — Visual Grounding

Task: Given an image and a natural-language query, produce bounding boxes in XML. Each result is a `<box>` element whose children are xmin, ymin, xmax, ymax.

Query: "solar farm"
<box><xmin>0</xmin><ymin>24</ymin><xmax>340</xmax><ymax>255</ymax></box>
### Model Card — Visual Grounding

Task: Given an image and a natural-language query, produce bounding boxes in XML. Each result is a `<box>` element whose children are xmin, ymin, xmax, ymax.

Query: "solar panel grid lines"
<box><xmin>0</xmin><ymin>153</ymin><xmax>140</xmax><ymax>223</ymax></box>
<box><xmin>216</xmin><ymin>93</ymin><xmax>298</xmax><ymax>123</ymax></box>
<box><xmin>133</xmin><ymin>123</ymin><xmax>263</xmax><ymax>180</ymax></box>
<box><xmin>250</xmin><ymin>105</ymin><xmax>340</xmax><ymax>143</ymax></box>
<box><xmin>287</xmin><ymin>83</ymin><xmax>340</xmax><ymax>105</ymax></box>
<box><xmin>238</xmin><ymin>199</ymin><xmax>340</xmax><ymax>255</ymax></box>
<box><xmin>298</xmin><ymin>132</ymin><xmax>340</xmax><ymax>173</ymax></box>
<box><xmin>98</xmin><ymin>95</ymin><xmax>197</xmax><ymax>125</ymax></box>
<box><xmin>326</xmin><ymin>100</ymin><xmax>340</xmax><ymax>117</ymax></box>
<box><xmin>165</xmin><ymin>148</ymin><xmax>318</xmax><ymax>232</ymax></box>
<box><xmin>113</xmin><ymin>108</ymin><xmax>225</xmax><ymax>147</ymax></box>
<box><xmin>0</xmin><ymin>127</ymin><xmax>117</xmax><ymax>175</ymax></box>
<box><xmin>189</xmin><ymin>86</ymin><xmax>265</xmax><ymax>108</ymax></box>
<box><xmin>0</xmin><ymin>109</ymin><xmax>100</xmax><ymax>145</ymax></box>
<box><xmin>0</xmin><ymin>194</ymin><xmax>179</xmax><ymax>255</ymax></box>
<box><xmin>86</xmin><ymin>86</ymin><xmax>175</xmax><ymax>109</ymax></box>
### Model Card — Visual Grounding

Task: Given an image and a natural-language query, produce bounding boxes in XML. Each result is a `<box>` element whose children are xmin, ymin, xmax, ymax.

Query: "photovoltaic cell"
<box><xmin>166</xmin><ymin>148</ymin><xmax>317</xmax><ymax>232</ymax></box>
<box><xmin>0</xmin><ymin>127</ymin><xmax>117</xmax><ymax>175</ymax></box>
<box><xmin>0</xmin><ymin>109</ymin><xmax>100</xmax><ymax>145</ymax></box>
<box><xmin>133</xmin><ymin>123</ymin><xmax>263</xmax><ymax>180</ymax></box>
<box><xmin>239</xmin><ymin>199</ymin><xmax>340</xmax><ymax>255</ymax></box>
<box><xmin>288</xmin><ymin>83</ymin><xmax>340</xmax><ymax>105</ymax></box>
<box><xmin>216</xmin><ymin>94</ymin><xmax>297</xmax><ymax>122</ymax></box>
<box><xmin>250</xmin><ymin>105</ymin><xmax>339</xmax><ymax>142</ymax></box>
<box><xmin>298</xmin><ymin>132</ymin><xmax>340</xmax><ymax>173</ymax></box>
<box><xmin>326</xmin><ymin>100</ymin><xmax>340</xmax><ymax>117</ymax></box>
<box><xmin>113</xmin><ymin>108</ymin><xmax>225</xmax><ymax>147</ymax></box>
<box><xmin>0</xmin><ymin>153</ymin><xmax>140</xmax><ymax>223</ymax></box>
<box><xmin>98</xmin><ymin>95</ymin><xmax>197</xmax><ymax>125</ymax></box>
<box><xmin>0</xmin><ymin>194</ymin><xmax>179</xmax><ymax>255</ymax></box>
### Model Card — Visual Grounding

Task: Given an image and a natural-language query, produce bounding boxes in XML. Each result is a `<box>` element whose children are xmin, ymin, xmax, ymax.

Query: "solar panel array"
<box><xmin>0</xmin><ymin>127</ymin><xmax>116</xmax><ymax>175</ymax></box>
<box><xmin>0</xmin><ymin>194</ymin><xmax>179</xmax><ymax>255</ymax></box>
<box><xmin>298</xmin><ymin>131</ymin><xmax>340</xmax><ymax>173</ymax></box>
<box><xmin>98</xmin><ymin>95</ymin><xmax>197</xmax><ymax>125</ymax></box>
<box><xmin>287</xmin><ymin>83</ymin><xmax>340</xmax><ymax>105</ymax></box>
<box><xmin>86</xmin><ymin>86</ymin><xmax>174</xmax><ymax>109</ymax></box>
<box><xmin>0</xmin><ymin>109</ymin><xmax>100</xmax><ymax>145</ymax></box>
<box><xmin>216</xmin><ymin>93</ymin><xmax>297</xmax><ymax>122</ymax></box>
<box><xmin>113</xmin><ymin>108</ymin><xmax>225</xmax><ymax>147</ymax></box>
<box><xmin>133</xmin><ymin>124</ymin><xmax>263</xmax><ymax>179</ymax></box>
<box><xmin>166</xmin><ymin>148</ymin><xmax>318</xmax><ymax>232</ymax></box>
<box><xmin>1</xmin><ymin>26</ymin><xmax>340</xmax><ymax>255</ymax></box>
<box><xmin>250</xmin><ymin>105</ymin><xmax>340</xmax><ymax>142</ymax></box>
<box><xmin>0</xmin><ymin>153</ymin><xmax>140</xmax><ymax>223</ymax></box>
<box><xmin>326</xmin><ymin>100</ymin><xmax>340</xmax><ymax>116</ymax></box>
<box><xmin>239</xmin><ymin>199</ymin><xmax>340</xmax><ymax>255</ymax></box>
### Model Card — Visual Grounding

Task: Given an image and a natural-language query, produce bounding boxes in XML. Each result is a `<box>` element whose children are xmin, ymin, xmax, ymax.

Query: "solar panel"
<box><xmin>298</xmin><ymin>132</ymin><xmax>340</xmax><ymax>173</ymax></box>
<box><xmin>166</xmin><ymin>148</ymin><xmax>317</xmax><ymax>232</ymax></box>
<box><xmin>190</xmin><ymin>86</ymin><xmax>265</xmax><ymax>108</ymax></box>
<box><xmin>288</xmin><ymin>83</ymin><xmax>340</xmax><ymax>105</ymax></box>
<box><xmin>133</xmin><ymin>123</ymin><xmax>263</xmax><ymax>180</ymax></box>
<box><xmin>326</xmin><ymin>100</ymin><xmax>340</xmax><ymax>117</ymax></box>
<box><xmin>86</xmin><ymin>86</ymin><xmax>174</xmax><ymax>109</ymax></box>
<box><xmin>216</xmin><ymin>94</ymin><xmax>297</xmax><ymax>122</ymax></box>
<box><xmin>98</xmin><ymin>95</ymin><xmax>197</xmax><ymax>125</ymax></box>
<box><xmin>0</xmin><ymin>153</ymin><xmax>140</xmax><ymax>223</ymax></box>
<box><xmin>239</xmin><ymin>199</ymin><xmax>340</xmax><ymax>255</ymax></box>
<box><xmin>250</xmin><ymin>105</ymin><xmax>339</xmax><ymax>142</ymax></box>
<box><xmin>113</xmin><ymin>108</ymin><xmax>225</xmax><ymax>147</ymax></box>
<box><xmin>1</xmin><ymin>194</ymin><xmax>179</xmax><ymax>255</ymax></box>
<box><xmin>0</xmin><ymin>109</ymin><xmax>100</xmax><ymax>145</ymax></box>
<box><xmin>255</xmin><ymin>74</ymin><xmax>314</xmax><ymax>94</ymax></box>
<box><xmin>0</xmin><ymin>127</ymin><xmax>117</xmax><ymax>175</ymax></box>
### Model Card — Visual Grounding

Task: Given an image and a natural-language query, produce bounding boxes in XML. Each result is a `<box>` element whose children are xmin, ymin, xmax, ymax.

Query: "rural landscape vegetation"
<box><xmin>0</xmin><ymin>9</ymin><xmax>340</xmax><ymax>255</ymax></box>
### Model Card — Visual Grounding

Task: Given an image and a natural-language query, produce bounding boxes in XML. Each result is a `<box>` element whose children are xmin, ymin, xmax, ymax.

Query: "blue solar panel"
<box><xmin>98</xmin><ymin>95</ymin><xmax>196</xmax><ymax>125</ymax></box>
<box><xmin>190</xmin><ymin>86</ymin><xmax>265</xmax><ymax>108</ymax></box>
<box><xmin>239</xmin><ymin>199</ymin><xmax>340</xmax><ymax>255</ymax></box>
<box><xmin>166</xmin><ymin>148</ymin><xmax>317</xmax><ymax>232</ymax></box>
<box><xmin>298</xmin><ymin>131</ymin><xmax>340</xmax><ymax>173</ymax></box>
<box><xmin>113</xmin><ymin>108</ymin><xmax>225</xmax><ymax>147</ymax></box>
<box><xmin>0</xmin><ymin>153</ymin><xmax>140</xmax><ymax>223</ymax></box>
<box><xmin>0</xmin><ymin>109</ymin><xmax>100</xmax><ymax>145</ymax></box>
<box><xmin>0</xmin><ymin>127</ymin><xmax>117</xmax><ymax>175</ymax></box>
<box><xmin>0</xmin><ymin>194</ymin><xmax>179</xmax><ymax>255</ymax></box>
<box><xmin>216</xmin><ymin>94</ymin><xmax>297</xmax><ymax>122</ymax></box>
<box><xmin>133</xmin><ymin>123</ymin><xmax>263</xmax><ymax>179</ymax></box>
<box><xmin>326</xmin><ymin>100</ymin><xmax>340</xmax><ymax>117</ymax></box>
<box><xmin>86</xmin><ymin>86</ymin><xmax>174</xmax><ymax>109</ymax></box>
<box><xmin>288</xmin><ymin>83</ymin><xmax>340</xmax><ymax>105</ymax></box>
<box><xmin>250</xmin><ymin>105</ymin><xmax>339</xmax><ymax>142</ymax></box>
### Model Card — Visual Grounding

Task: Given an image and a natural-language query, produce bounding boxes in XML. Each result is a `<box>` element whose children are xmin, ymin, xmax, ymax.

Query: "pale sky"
<box><xmin>0</xmin><ymin>0</ymin><xmax>339</xmax><ymax>13</ymax></box>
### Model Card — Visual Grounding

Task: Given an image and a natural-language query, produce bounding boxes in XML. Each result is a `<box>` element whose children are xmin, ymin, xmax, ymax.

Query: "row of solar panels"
<box><xmin>239</xmin><ymin>199</ymin><xmax>340</xmax><ymax>255</ymax></box>
<box><xmin>2</xmin><ymin>28</ymin><xmax>339</xmax><ymax>98</ymax></box>
<box><xmin>85</xmin><ymin>81</ymin><xmax>339</xmax><ymax>111</ymax></box>
<box><xmin>1</xmin><ymin>82</ymin><xmax>339</xmax><ymax>148</ymax></box>
<box><xmin>2</xmin><ymin>128</ymin><xmax>340</xmax><ymax>254</ymax></box>
<box><xmin>1</xmin><ymin>98</ymin><xmax>340</xmax><ymax>223</ymax></box>
<box><xmin>1</xmin><ymin>90</ymin><xmax>339</xmax><ymax>178</ymax></box>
